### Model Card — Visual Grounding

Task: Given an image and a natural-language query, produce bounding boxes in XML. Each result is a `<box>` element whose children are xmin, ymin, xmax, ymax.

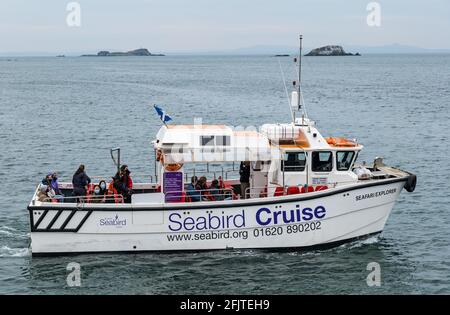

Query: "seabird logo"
<box><xmin>99</xmin><ymin>214</ymin><xmax>127</xmax><ymax>227</ymax></box>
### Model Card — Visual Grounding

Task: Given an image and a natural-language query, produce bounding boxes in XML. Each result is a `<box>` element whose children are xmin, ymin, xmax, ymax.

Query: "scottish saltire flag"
<box><xmin>153</xmin><ymin>104</ymin><xmax>172</xmax><ymax>124</ymax></box>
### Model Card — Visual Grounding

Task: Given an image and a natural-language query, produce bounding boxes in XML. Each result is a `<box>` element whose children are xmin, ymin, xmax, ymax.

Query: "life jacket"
<box><xmin>127</xmin><ymin>176</ymin><xmax>133</xmax><ymax>190</ymax></box>
<box><xmin>107</xmin><ymin>181</ymin><xmax>122</xmax><ymax>203</ymax></box>
<box><xmin>86</xmin><ymin>183</ymin><xmax>95</xmax><ymax>203</ymax></box>
<box><xmin>218</xmin><ymin>176</ymin><xmax>225</xmax><ymax>189</ymax></box>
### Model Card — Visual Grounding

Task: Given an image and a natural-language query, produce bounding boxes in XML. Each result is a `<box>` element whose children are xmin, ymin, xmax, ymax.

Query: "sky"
<box><xmin>0</xmin><ymin>0</ymin><xmax>449</xmax><ymax>54</ymax></box>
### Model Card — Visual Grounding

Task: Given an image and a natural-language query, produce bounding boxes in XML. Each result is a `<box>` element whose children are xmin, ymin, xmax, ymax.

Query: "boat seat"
<box><xmin>315</xmin><ymin>185</ymin><xmax>328</xmax><ymax>191</ymax></box>
<box><xmin>300</xmin><ymin>186</ymin><xmax>314</xmax><ymax>193</ymax></box>
<box><xmin>274</xmin><ymin>186</ymin><xmax>284</xmax><ymax>196</ymax></box>
<box><xmin>287</xmin><ymin>186</ymin><xmax>300</xmax><ymax>195</ymax></box>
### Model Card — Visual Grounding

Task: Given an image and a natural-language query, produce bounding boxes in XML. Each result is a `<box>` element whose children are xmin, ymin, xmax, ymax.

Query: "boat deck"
<box><xmin>29</xmin><ymin>166</ymin><xmax>408</xmax><ymax>207</ymax></box>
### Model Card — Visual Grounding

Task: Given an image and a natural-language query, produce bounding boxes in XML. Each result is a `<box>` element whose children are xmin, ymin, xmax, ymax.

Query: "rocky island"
<box><xmin>82</xmin><ymin>48</ymin><xmax>164</xmax><ymax>57</ymax></box>
<box><xmin>305</xmin><ymin>45</ymin><xmax>360</xmax><ymax>56</ymax></box>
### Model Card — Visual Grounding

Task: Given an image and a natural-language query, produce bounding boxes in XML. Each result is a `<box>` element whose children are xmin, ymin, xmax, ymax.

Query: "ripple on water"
<box><xmin>1</xmin><ymin>54</ymin><xmax>450</xmax><ymax>294</ymax></box>
<box><xmin>0</xmin><ymin>246</ymin><xmax>30</xmax><ymax>258</ymax></box>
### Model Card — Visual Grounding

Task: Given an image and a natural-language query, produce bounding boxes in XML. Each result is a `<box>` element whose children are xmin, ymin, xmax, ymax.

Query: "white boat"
<box><xmin>27</xmin><ymin>36</ymin><xmax>416</xmax><ymax>256</ymax></box>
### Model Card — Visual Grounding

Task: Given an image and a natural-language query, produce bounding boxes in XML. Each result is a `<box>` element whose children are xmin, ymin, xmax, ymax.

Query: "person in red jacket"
<box><xmin>113</xmin><ymin>165</ymin><xmax>133</xmax><ymax>203</ymax></box>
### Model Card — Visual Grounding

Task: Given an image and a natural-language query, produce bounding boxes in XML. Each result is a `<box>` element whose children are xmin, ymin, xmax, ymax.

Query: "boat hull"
<box><xmin>28</xmin><ymin>179</ymin><xmax>406</xmax><ymax>255</ymax></box>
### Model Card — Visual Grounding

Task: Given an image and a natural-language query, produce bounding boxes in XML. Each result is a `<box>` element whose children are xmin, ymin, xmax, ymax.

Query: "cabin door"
<box><xmin>250</xmin><ymin>161</ymin><xmax>268</xmax><ymax>198</ymax></box>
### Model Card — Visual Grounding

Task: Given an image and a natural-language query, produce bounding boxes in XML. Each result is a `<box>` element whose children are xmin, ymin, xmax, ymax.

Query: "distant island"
<box><xmin>305</xmin><ymin>45</ymin><xmax>360</xmax><ymax>56</ymax></box>
<box><xmin>273</xmin><ymin>54</ymin><xmax>290</xmax><ymax>57</ymax></box>
<box><xmin>81</xmin><ymin>48</ymin><xmax>165</xmax><ymax>57</ymax></box>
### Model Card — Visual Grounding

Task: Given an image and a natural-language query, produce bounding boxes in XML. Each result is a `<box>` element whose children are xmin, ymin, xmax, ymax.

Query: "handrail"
<box><xmin>59</xmin><ymin>173</ymin><xmax>159</xmax><ymax>184</ymax></box>
<box><xmin>183</xmin><ymin>165</ymin><xmax>239</xmax><ymax>181</ymax></box>
<box><xmin>165</xmin><ymin>188</ymin><xmax>234</xmax><ymax>202</ymax></box>
<box><xmin>37</xmin><ymin>194</ymin><xmax>124</xmax><ymax>204</ymax></box>
<box><xmin>245</xmin><ymin>186</ymin><xmax>268</xmax><ymax>199</ymax></box>
<box><xmin>245</xmin><ymin>182</ymin><xmax>338</xmax><ymax>199</ymax></box>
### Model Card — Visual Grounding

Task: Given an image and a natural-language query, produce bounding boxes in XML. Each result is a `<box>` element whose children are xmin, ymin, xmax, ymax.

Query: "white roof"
<box><xmin>154</xmin><ymin>125</ymin><xmax>280</xmax><ymax>163</ymax></box>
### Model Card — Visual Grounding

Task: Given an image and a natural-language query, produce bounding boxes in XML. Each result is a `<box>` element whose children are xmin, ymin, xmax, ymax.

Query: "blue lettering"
<box><xmin>301</xmin><ymin>207</ymin><xmax>313</xmax><ymax>221</ymax></box>
<box><xmin>184</xmin><ymin>217</ymin><xmax>195</xmax><ymax>231</ymax></box>
<box><xmin>208</xmin><ymin>213</ymin><xmax>221</xmax><ymax>229</ymax></box>
<box><xmin>314</xmin><ymin>206</ymin><xmax>326</xmax><ymax>219</ymax></box>
<box><xmin>195</xmin><ymin>216</ymin><xmax>207</xmax><ymax>230</ymax></box>
<box><xmin>256</xmin><ymin>208</ymin><xmax>272</xmax><ymax>225</ymax></box>
<box><xmin>168</xmin><ymin>213</ymin><xmax>182</xmax><ymax>231</ymax></box>
<box><xmin>233</xmin><ymin>210</ymin><xmax>246</xmax><ymax>228</ymax></box>
<box><xmin>282</xmin><ymin>210</ymin><xmax>295</xmax><ymax>223</ymax></box>
<box><xmin>255</xmin><ymin>205</ymin><xmax>327</xmax><ymax>226</ymax></box>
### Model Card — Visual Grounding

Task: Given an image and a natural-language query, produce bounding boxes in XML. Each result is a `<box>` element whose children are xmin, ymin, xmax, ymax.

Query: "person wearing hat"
<box><xmin>41</xmin><ymin>173</ymin><xmax>53</xmax><ymax>186</ymax></box>
<box><xmin>41</xmin><ymin>172</ymin><xmax>62</xmax><ymax>201</ymax></box>
<box><xmin>37</xmin><ymin>185</ymin><xmax>52</xmax><ymax>202</ymax></box>
<box><xmin>50</xmin><ymin>172</ymin><xmax>62</xmax><ymax>196</ymax></box>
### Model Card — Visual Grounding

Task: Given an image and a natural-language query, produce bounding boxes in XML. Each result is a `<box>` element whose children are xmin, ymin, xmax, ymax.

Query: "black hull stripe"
<box><xmin>60</xmin><ymin>210</ymin><xmax>76</xmax><ymax>230</ymax></box>
<box><xmin>75</xmin><ymin>210</ymin><xmax>93</xmax><ymax>232</ymax></box>
<box><xmin>46</xmin><ymin>210</ymin><xmax>63</xmax><ymax>230</ymax></box>
<box><xmin>33</xmin><ymin>210</ymin><xmax>48</xmax><ymax>229</ymax></box>
<box><xmin>31</xmin><ymin>231</ymin><xmax>382</xmax><ymax>257</ymax></box>
<box><xmin>31</xmin><ymin>210</ymin><xmax>92</xmax><ymax>233</ymax></box>
<box><xmin>28</xmin><ymin>177</ymin><xmax>408</xmax><ymax>212</ymax></box>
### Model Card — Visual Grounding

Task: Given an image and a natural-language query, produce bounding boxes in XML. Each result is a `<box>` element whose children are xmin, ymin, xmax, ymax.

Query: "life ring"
<box><xmin>404</xmin><ymin>174</ymin><xmax>417</xmax><ymax>193</ymax></box>
<box><xmin>164</xmin><ymin>163</ymin><xmax>183</xmax><ymax>172</ymax></box>
<box><xmin>156</xmin><ymin>150</ymin><xmax>164</xmax><ymax>163</ymax></box>
<box><xmin>325</xmin><ymin>137</ymin><xmax>357</xmax><ymax>147</ymax></box>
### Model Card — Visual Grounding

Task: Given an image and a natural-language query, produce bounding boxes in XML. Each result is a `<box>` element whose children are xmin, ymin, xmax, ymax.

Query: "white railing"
<box><xmin>37</xmin><ymin>194</ymin><xmax>124</xmax><ymax>204</ymax></box>
<box><xmin>165</xmin><ymin>188</ymin><xmax>235</xmax><ymax>202</ymax></box>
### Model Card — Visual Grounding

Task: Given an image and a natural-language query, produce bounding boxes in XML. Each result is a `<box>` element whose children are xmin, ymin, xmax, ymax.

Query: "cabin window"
<box><xmin>336</xmin><ymin>151</ymin><xmax>355</xmax><ymax>171</ymax></box>
<box><xmin>200</xmin><ymin>135</ymin><xmax>230</xmax><ymax>146</ymax></box>
<box><xmin>282</xmin><ymin>152</ymin><xmax>306</xmax><ymax>172</ymax></box>
<box><xmin>216</xmin><ymin>135</ymin><xmax>231</xmax><ymax>146</ymax></box>
<box><xmin>312</xmin><ymin>151</ymin><xmax>332</xmax><ymax>172</ymax></box>
<box><xmin>200</xmin><ymin>135</ymin><xmax>215</xmax><ymax>146</ymax></box>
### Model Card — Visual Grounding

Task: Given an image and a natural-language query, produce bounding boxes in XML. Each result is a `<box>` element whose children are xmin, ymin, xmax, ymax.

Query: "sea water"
<box><xmin>0</xmin><ymin>54</ymin><xmax>449</xmax><ymax>294</ymax></box>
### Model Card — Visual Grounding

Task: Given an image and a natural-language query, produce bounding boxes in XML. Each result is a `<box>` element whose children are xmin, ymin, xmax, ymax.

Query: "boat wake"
<box><xmin>0</xmin><ymin>226</ymin><xmax>28</xmax><ymax>239</ymax></box>
<box><xmin>339</xmin><ymin>235</ymin><xmax>382</xmax><ymax>250</ymax></box>
<box><xmin>0</xmin><ymin>246</ymin><xmax>31</xmax><ymax>257</ymax></box>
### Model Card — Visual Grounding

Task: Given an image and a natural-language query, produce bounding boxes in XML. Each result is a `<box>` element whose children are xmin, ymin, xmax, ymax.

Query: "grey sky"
<box><xmin>0</xmin><ymin>0</ymin><xmax>449</xmax><ymax>54</ymax></box>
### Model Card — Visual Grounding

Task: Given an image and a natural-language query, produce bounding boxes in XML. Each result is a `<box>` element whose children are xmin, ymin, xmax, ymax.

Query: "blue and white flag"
<box><xmin>153</xmin><ymin>104</ymin><xmax>172</xmax><ymax>124</ymax></box>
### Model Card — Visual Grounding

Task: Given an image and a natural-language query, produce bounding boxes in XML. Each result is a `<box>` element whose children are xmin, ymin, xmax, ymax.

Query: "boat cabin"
<box><xmin>151</xmin><ymin>118</ymin><xmax>363</xmax><ymax>202</ymax></box>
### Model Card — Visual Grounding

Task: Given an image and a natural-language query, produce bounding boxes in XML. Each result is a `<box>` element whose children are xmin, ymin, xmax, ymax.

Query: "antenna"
<box><xmin>298</xmin><ymin>34</ymin><xmax>303</xmax><ymax>112</ymax></box>
<box><xmin>292</xmin><ymin>34</ymin><xmax>308</xmax><ymax>125</ymax></box>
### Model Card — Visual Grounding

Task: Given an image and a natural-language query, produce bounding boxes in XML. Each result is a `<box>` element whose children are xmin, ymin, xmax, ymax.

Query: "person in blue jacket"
<box><xmin>186</xmin><ymin>176</ymin><xmax>200</xmax><ymax>202</ymax></box>
<box><xmin>42</xmin><ymin>172</ymin><xmax>62</xmax><ymax>197</ymax></box>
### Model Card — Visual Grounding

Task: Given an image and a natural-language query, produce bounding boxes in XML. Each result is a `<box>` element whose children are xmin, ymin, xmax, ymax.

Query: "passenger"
<box><xmin>72</xmin><ymin>164</ymin><xmax>91</xmax><ymax>199</ymax></box>
<box><xmin>37</xmin><ymin>185</ymin><xmax>51</xmax><ymax>202</ymax></box>
<box><xmin>121</xmin><ymin>165</ymin><xmax>133</xmax><ymax>203</ymax></box>
<box><xmin>41</xmin><ymin>173</ymin><xmax>53</xmax><ymax>186</ymax></box>
<box><xmin>41</xmin><ymin>172</ymin><xmax>63</xmax><ymax>200</ymax></box>
<box><xmin>195</xmin><ymin>176</ymin><xmax>209</xmax><ymax>201</ymax></box>
<box><xmin>186</xmin><ymin>176</ymin><xmax>200</xmax><ymax>202</ymax></box>
<box><xmin>209</xmin><ymin>179</ymin><xmax>223</xmax><ymax>201</ymax></box>
<box><xmin>239</xmin><ymin>161</ymin><xmax>250</xmax><ymax>199</ymax></box>
<box><xmin>50</xmin><ymin>172</ymin><xmax>63</xmax><ymax>196</ymax></box>
<box><xmin>113</xmin><ymin>165</ymin><xmax>133</xmax><ymax>203</ymax></box>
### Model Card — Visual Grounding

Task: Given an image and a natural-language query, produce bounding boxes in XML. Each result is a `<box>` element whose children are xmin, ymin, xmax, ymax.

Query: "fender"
<box><xmin>404</xmin><ymin>174</ymin><xmax>417</xmax><ymax>193</ymax></box>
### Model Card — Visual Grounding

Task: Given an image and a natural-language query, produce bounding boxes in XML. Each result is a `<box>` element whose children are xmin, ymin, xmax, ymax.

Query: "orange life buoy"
<box><xmin>164</xmin><ymin>163</ymin><xmax>183</xmax><ymax>172</ymax></box>
<box><xmin>325</xmin><ymin>137</ymin><xmax>357</xmax><ymax>147</ymax></box>
<box><xmin>156</xmin><ymin>150</ymin><xmax>163</xmax><ymax>162</ymax></box>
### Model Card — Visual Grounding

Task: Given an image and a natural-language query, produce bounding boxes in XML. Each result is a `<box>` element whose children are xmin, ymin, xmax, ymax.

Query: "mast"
<box><xmin>298</xmin><ymin>34</ymin><xmax>303</xmax><ymax>112</ymax></box>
